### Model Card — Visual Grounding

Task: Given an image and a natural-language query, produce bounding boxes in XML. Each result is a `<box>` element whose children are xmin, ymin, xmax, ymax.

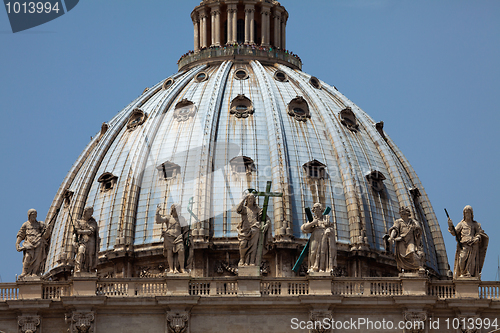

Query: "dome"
<box><xmin>44</xmin><ymin>0</ymin><xmax>448</xmax><ymax>278</ymax></box>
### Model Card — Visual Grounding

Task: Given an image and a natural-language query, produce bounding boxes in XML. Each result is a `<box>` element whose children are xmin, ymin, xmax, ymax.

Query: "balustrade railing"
<box><xmin>479</xmin><ymin>282</ymin><xmax>500</xmax><ymax>299</ymax></box>
<box><xmin>135</xmin><ymin>281</ymin><xmax>168</xmax><ymax>296</ymax></box>
<box><xmin>332</xmin><ymin>279</ymin><xmax>402</xmax><ymax>296</ymax></box>
<box><xmin>427</xmin><ymin>281</ymin><xmax>456</xmax><ymax>299</ymax></box>
<box><xmin>260</xmin><ymin>279</ymin><xmax>309</xmax><ymax>296</ymax></box>
<box><xmin>0</xmin><ymin>284</ymin><xmax>18</xmax><ymax>301</ymax></box>
<box><xmin>96</xmin><ymin>281</ymin><xmax>129</xmax><ymax>296</ymax></box>
<box><xmin>178</xmin><ymin>45</ymin><xmax>302</xmax><ymax>70</ymax></box>
<box><xmin>42</xmin><ymin>283</ymin><xmax>70</xmax><ymax>300</ymax></box>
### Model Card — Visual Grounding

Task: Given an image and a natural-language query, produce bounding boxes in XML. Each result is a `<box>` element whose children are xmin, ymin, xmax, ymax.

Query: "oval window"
<box><xmin>293</xmin><ymin>108</ymin><xmax>306</xmax><ymax>116</ymax></box>
<box><xmin>274</xmin><ymin>71</ymin><xmax>287</xmax><ymax>82</ymax></box>
<box><xmin>163</xmin><ymin>78</ymin><xmax>174</xmax><ymax>90</ymax></box>
<box><xmin>235</xmin><ymin>69</ymin><xmax>248</xmax><ymax>80</ymax></box>
<box><xmin>309</xmin><ymin>77</ymin><xmax>321</xmax><ymax>89</ymax></box>
<box><xmin>195</xmin><ymin>72</ymin><xmax>208</xmax><ymax>82</ymax></box>
<box><xmin>236</xmin><ymin>105</ymin><xmax>248</xmax><ymax>111</ymax></box>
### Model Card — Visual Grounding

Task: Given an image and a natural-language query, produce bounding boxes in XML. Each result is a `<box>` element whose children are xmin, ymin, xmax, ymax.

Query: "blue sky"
<box><xmin>0</xmin><ymin>0</ymin><xmax>499</xmax><ymax>282</ymax></box>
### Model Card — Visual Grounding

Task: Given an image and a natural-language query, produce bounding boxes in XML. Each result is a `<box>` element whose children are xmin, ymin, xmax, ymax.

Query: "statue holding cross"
<box><xmin>236</xmin><ymin>181</ymin><xmax>282</xmax><ymax>267</ymax></box>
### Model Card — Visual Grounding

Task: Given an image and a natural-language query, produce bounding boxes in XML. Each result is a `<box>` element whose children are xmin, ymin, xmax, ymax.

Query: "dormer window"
<box><xmin>288</xmin><ymin>96</ymin><xmax>311</xmax><ymax>122</ymax></box>
<box><xmin>366</xmin><ymin>170</ymin><xmax>386</xmax><ymax>192</ymax></box>
<box><xmin>230</xmin><ymin>156</ymin><xmax>256</xmax><ymax>175</ymax></box>
<box><xmin>127</xmin><ymin>108</ymin><xmax>148</xmax><ymax>130</ymax></box>
<box><xmin>173</xmin><ymin>99</ymin><xmax>197</xmax><ymax>122</ymax></box>
<box><xmin>98</xmin><ymin>173</ymin><xmax>118</xmax><ymax>192</ymax></box>
<box><xmin>63</xmin><ymin>190</ymin><xmax>74</xmax><ymax>208</ymax></box>
<box><xmin>230</xmin><ymin>95</ymin><xmax>254</xmax><ymax>118</ymax></box>
<box><xmin>157</xmin><ymin>161</ymin><xmax>181</xmax><ymax>180</ymax></box>
<box><xmin>303</xmin><ymin>160</ymin><xmax>327</xmax><ymax>180</ymax></box>
<box><xmin>340</xmin><ymin>107</ymin><xmax>359</xmax><ymax>132</ymax></box>
<box><xmin>375</xmin><ymin>121</ymin><xmax>387</xmax><ymax>140</ymax></box>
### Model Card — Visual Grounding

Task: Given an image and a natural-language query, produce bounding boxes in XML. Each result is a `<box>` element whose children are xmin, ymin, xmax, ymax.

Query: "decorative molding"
<box><xmin>66</xmin><ymin>311</ymin><xmax>95</xmax><ymax>333</ymax></box>
<box><xmin>287</xmin><ymin>96</ymin><xmax>310</xmax><ymax>122</ymax></box>
<box><xmin>166</xmin><ymin>311</ymin><xmax>189</xmax><ymax>333</ymax></box>
<box><xmin>339</xmin><ymin>106</ymin><xmax>359</xmax><ymax>132</ymax></box>
<box><xmin>127</xmin><ymin>108</ymin><xmax>148</xmax><ymax>130</ymax></box>
<box><xmin>230</xmin><ymin>95</ymin><xmax>254</xmax><ymax>118</ymax></box>
<box><xmin>403</xmin><ymin>311</ymin><xmax>427</xmax><ymax>333</ymax></box>
<box><xmin>173</xmin><ymin>99</ymin><xmax>197</xmax><ymax>122</ymax></box>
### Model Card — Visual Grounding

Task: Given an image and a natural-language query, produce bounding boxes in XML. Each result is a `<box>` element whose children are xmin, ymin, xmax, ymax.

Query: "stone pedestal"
<box><xmin>400</xmin><ymin>272</ymin><xmax>427</xmax><ymax>296</ymax></box>
<box><xmin>454</xmin><ymin>277</ymin><xmax>480</xmax><ymax>298</ymax></box>
<box><xmin>166</xmin><ymin>275</ymin><xmax>190</xmax><ymax>296</ymax></box>
<box><xmin>72</xmin><ymin>272</ymin><xmax>98</xmax><ymax>296</ymax></box>
<box><xmin>308</xmin><ymin>276</ymin><xmax>332</xmax><ymax>295</ymax></box>
<box><xmin>237</xmin><ymin>278</ymin><xmax>261</xmax><ymax>297</ymax></box>
<box><xmin>238</xmin><ymin>265</ymin><xmax>260</xmax><ymax>277</ymax></box>
<box><xmin>17</xmin><ymin>277</ymin><xmax>43</xmax><ymax>300</ymax></box>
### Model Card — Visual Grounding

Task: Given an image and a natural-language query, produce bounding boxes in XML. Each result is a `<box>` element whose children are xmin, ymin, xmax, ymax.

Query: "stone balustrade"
<box><xmin>1</xmin><ymin>277</ymin><xmax>498</xmax><ymax>300</ymax></box>
<box><xmin>178</xmin><ymin>45</ymin><xmax>302</xmax><ymax>71</ymax></box>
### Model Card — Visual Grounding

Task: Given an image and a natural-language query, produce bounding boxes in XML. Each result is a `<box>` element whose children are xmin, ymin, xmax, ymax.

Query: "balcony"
<box><xmin>178</xmin><ymin>45</ymin><xmax>303</xmax><ymax>71</ymax></box>
<box><xmin>1</xmin><ymin>277</ymin><xmax>498</xmax><ymax>300</ymax></box>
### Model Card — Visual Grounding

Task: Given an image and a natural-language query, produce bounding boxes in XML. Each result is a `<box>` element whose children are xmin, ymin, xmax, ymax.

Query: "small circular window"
<box><xmin>162</xmin><ymin>78</ymin><xmax>175</xmax><ymax>90</ymax></box>
<box><xmin>309</xmin><ymin>77</ymin><xmax>321</xmax><ymax>89</ymax></box>
<box><xmin>274</xmin><ymin>71</ymin><xmax>287</xmax><ymax>82</ymax></box>
<box><xmin>195</xmin><ymin>72</ymin><xmax>208</xmax><ymax>83</ymax></box>
<box><xmin>235</xmin><ymin>69</ymin><xmax>249</xmax><ymax>80</ymax></box>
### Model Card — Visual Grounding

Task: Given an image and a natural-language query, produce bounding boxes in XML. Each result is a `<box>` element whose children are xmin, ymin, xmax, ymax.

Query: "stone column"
<box><xmin>244</xmin><ymin>7</ymin><xmax>251</xmax><ymax>44</ymax></box>
<box><xmin>211</xmin><ymin>9</ymin><xmax>216</xmax><ymax>46</ymax></box>
<box><xmin>199</xmin><ymin>11</ymin><xmax>208</xmax><ymax>48</ymax></box>
<box><xmin>227</xmin><ymin>5</ymin><xmax>237</xmax><ymax>44</ymax></box>
<box><xmin>281</xmin><ymin>15</ymin><xmax>287</xmax><ymax>50</ymax></box>
<box><xmin>273</xmin><ymin>9</ymin><xmax>282</xmax><ymax>48</ymax></box>
<box><xmin>214</xmin><ymin>9</ymin><xmax>221</xmax><ymax>46</ymax></box>
<box><xmin>250</xmin><ymin>7</ymin><xmax>255</xmax><ymax>44</ymax></box>
<box><xmin>261</xmin><ymin>5</ymin><xmax>271</xmax><ymax>47</ymax></box>
<box><xmin>192</xmin><ymin>13</ymin><xmax>200</xmax><ymax>52</ymax></box>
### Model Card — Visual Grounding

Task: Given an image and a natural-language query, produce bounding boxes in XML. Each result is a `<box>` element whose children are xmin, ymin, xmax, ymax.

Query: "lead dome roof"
<box><xmin>43</xmin><ymin>0</ymin><xmax>449</xmax><ymax>277</ymax></box>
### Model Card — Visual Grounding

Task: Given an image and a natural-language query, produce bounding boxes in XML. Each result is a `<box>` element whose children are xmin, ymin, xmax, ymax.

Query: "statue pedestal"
<box><xmin>17</xmin><ymin>276</ymin><xmax>43</xmax><ymax>300</ymax></box>
<box><xmin>454</xmin><ymin>277</ymin><xmax>480</xmax><ymax>298</ymax></box>
<box><xmin>308</xmin><ymin>275</ymin><xmax>333</xmax><ymax>295</ymax></box>
<box><xmin>166</xmin><ymin>274</ymin><xmax>190</xmax><ymax>296</ymax></box>
<box><xmin>237</xmin><ymin>265</ymin><xmax>260</xmax><ymax>277</ymax></box>
<box><xmin>400</xmin><ymin>272</ymin><xmax>427</xmax><ymax>296</ymax></box>
<box><xmin>72</xmin><ymin>272</ymin><xmax>98</xmax><ymax>296</ymax></box>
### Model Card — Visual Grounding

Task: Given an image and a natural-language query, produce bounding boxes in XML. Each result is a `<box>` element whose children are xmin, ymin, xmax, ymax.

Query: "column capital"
<box><xmin>198</xmin><ymin>11</ymin><xmax>208</xmax><ymax>19</ymax></box>
<box><xmin>245</xmin><ymin>8</ymin><xmax>255</xmax><ymax>14</ymax></box>
<box><xmin>211</xmin><ymin>9</ymin><xmax>221</xmax><ymax>16</ymax></box>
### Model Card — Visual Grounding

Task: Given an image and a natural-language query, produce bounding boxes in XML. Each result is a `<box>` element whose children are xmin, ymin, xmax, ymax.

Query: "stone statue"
<box><xmin>300</xmin><ymin>203</ymin><xmax>337</xmax><ymax>273</ymax></box>
<box><xmin>16</xmin><ymin>209</ymin><xmax>51</xmax><ymax>277</ymax></box>
<box><xmin>236</xmin><ymin>193</ymin><xmax>271</xmax><ymax>266</ymax></box>
<box><xmin>73</xmin><ymin>207</ymin><xmax>99</xmax><ymax>273</ymax></box>
<box><xmin>156</xmin><ymin>204</ymin><xmax>186</xmax><ymax>273</ymax></box>
<box><xmin>448</xmin><ymin>205</ymin><xmax>488</xmax><ymax>279</ymax></box>
<box><xmin>388</xmin><ymin>206</ymin><xmax>425</xmax><ymax>272</ymax></box>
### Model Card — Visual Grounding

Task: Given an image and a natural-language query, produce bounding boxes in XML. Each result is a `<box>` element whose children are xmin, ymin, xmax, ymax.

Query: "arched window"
<box><xmin>303</xmin><ymin>160</ymin><xmax>328</xmax><ymax>180</ymax></box>
<box><xmin>287</xmin><ymin>96</ymin><xmax>311</xmax><ymax>122</ymax></box>
<box><xmin>340</xmin><ymin>107</ymin><xmax>359</xmax><ymax>132</ymax></box>
<box><xmin>230</xmin><ymin>156</ymin><xmax>256</xmax><ymax>175</ymax></box>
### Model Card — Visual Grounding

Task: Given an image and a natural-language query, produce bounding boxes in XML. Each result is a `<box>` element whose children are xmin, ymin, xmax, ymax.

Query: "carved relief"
<box><xmin>173</xmin><ymin>99</ymin><xmax>197</xmax><ymax>122</ymax></box>
<box><xmin>403</xmin><ymin>311</ymin><xmax>427</xmax><ymax>333</ymax></box>
<box><xmin>309</xmin><ymin>310</ymin><xmax>332</xmax><ymax>333</ymax></box>
<box><xmin>287</xmin><ymin>96</ymin><xmax>310</xmax><ymax>122</ymax></box>
<box><xmin>66</xmin><ymin>311</ymin><xmax>95</xmax><ymax>333</ymax></box>
<box><xmin>18</xmin><ymin>315</ymin><xmax>41</xmax><ymax>333</ymax></box>
<box><xmin>230</xmin><ymin>95</ymin><xmax>254</xmax><ymax>118</ymax></box>
<box><xmin>166</xmin><ymin>311</ymin><xmax>189</xmax><ymax>333</ymax></box>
